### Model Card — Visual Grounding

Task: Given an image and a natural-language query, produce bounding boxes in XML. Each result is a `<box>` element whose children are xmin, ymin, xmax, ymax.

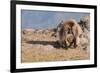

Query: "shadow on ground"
<box><xmin>26</xmin><ymin>40</ymin><xmax>61</xmax><ymax>48</ymax></box>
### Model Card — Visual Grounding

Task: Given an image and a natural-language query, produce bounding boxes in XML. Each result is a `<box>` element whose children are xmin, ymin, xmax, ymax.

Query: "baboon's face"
<box><xmin>65</xmin><ymin>30</ymin><xmax>68</xmax><ymax>36</ymax></box>
<box><xmin>66</xmin><ymin>34</ymin><xmax>74</xmax><ymax>46</ymax></box>
<box><xmin>64</xmin><ymin>27</ymin><xmax>71</xmax><ymax>35</ymax></box>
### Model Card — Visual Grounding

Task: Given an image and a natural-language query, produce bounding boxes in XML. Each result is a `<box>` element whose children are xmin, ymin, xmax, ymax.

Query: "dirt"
<box><xmin>21</xmin><ymin>29</ymin><xmax>90</xmax><ymax>63</ymax></box>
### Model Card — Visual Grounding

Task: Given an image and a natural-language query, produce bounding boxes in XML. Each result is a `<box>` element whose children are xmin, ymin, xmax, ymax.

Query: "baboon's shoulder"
<box><xmin>63</xmin><ymin>19</ymin><xmax>76</xmax><ymax>28</ymax></box>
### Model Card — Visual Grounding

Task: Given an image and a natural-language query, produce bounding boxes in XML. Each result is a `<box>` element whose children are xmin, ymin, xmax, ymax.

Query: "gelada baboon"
<box><xmin>58</xmin><ymin>19</ymin><xmax>83</xmax><ymax>48</ymax></box>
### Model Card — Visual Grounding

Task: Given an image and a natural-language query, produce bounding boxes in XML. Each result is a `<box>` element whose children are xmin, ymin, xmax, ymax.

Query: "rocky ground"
<box><xmin>21</xmin><ymin>28</ymin><xmax>90</xmax><ymax>63</ymax></box>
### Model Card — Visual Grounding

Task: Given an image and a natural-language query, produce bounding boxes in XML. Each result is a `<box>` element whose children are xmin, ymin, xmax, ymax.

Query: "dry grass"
<box><xmin>21</xmin><ymin>29</ymin><xmax>90</xmax><ymax>63</ymax></box>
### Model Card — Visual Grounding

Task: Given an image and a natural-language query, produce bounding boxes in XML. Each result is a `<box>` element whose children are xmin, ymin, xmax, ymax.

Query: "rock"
<box><xmin>78</xmin><ymin>16</ymin><xmax>90</xmax><ymax>50</ymax></box>
<box><xmin>22</xmin><ymin>29</ymin><xmax>35</xmax><ymax>35</ymax></box>
<box><xmin>65</xmin><ymin>33</ymin><xmax>89</xmax><ymax>49</ymax></box>
<box><xmin>33</xmin><ymin>44</ymin><xmax>44</xmax><ymax>48</ymax></box>
<box><xmin>35</xmin><ymin>29</ymin><xmax>43</xmax><ymax>33</ymax></box>
<box><xmin>31</xmin><ymin>44</ymin><xmax>55</xmax><ymax>51</ymax></box>
<box><xmin>79</xmin><ymin>16</ymin><xmax>90</xmax><ymax>31</ymax></box>
<box><xmin>80</xmin><ymin>37</ymin><xmax>89</xmax><ymax>47</ymax></box>
<box><xmin>43</xmin><ymin>45</ymin><xmax>55</xmax><ymax>51</ymax></box>
<box><xmin>82</xmin><ymin>31</ymin><xmax>90</xmax><ymax>43</ymax></box>
<box><xmin>43</xmin><ymin>29</ymin><xmax>51</xmax><ymax>34</ymax></box>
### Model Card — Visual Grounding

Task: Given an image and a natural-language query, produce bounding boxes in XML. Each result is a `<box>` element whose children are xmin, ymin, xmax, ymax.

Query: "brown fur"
<box><xmin>58</xmin><ymin>19</ymin><xmax>83</xmax><ymax>48</ymax></box>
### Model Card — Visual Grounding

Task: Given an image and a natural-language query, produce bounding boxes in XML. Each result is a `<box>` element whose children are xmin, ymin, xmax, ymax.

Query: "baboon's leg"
<box><xmin>73</xmin><ymin>37</ymin><xmax>77</xmax><ymax>48</ymax></box>
<box><xmin>62</xmin><ymin>31</ymin><xmax>67</xmax><ymax>48</ymax></box>
<box><xmin>76</xmin><ymin>36</ymin><xmax>80</xmax><ymax>46</ymax></box>
<box><xmin>68</xmin><ymin>39</ymin><xmax>74</xmax><ymax>47</ymax></box>
<box><xmin>64</xmin><ymin>40</ymin><xmax>67</xmax><ymax>48</ymax></box>
<box><xmin>58</xmin><ymin>40</ymin><xmax>65</xmax><ymax>48</ymax></box>
<box><xmin>60</xmin><ymin>40</ymin><xmax>67</xmax><ymax>48</ymax></box>
<box><xmin>72</xmin><ymin>29</ymin><xmax>77</xmax><ymax>48</ymax></box>
<box><xmin>58</xmin><ymin>40</ymin><xmax>63</xmax><ymax>47</ymax></box>
<box><xmin>73</xmin><ymin>36</ymin><xmax>81</xmax><ymax>48</ymax></box>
